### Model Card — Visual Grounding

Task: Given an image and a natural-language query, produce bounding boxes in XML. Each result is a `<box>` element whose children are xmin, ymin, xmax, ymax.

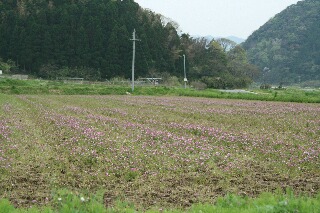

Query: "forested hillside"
<box><xmin>0</xmin><ymin>0</ymin><xmax>258</xmax><ymax>88</ymax></box>
<box><xmin>243</xmin><ymin>0</ymin><xmax>320</xmax><ymax>85</ymax></box>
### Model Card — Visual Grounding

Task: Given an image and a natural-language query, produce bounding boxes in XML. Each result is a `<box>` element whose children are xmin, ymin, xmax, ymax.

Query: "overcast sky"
<box><xmin>134</xmin><ymin>0</ymin><xmax>301</xmax><ymax>39</ymax></box>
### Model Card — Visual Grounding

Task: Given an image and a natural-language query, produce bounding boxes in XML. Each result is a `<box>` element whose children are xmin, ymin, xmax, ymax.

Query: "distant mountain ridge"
<box><xmin>192</xmin><ymin>35</ymin><xmax>245</xmax><ymax>44</ymax></box>
<box><xmin>225</xmin><ymin>36</ymin><xmax>245</xmax><ymax>44</ymax></box>
<box><xmin>243</xmin><ymin>0</ymin><xmax>320</xmax><ymax>84</ymax></box>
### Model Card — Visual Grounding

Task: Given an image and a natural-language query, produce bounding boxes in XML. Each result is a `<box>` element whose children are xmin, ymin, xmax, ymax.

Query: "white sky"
<box><xmin>134</xmin><ymin>0</ymin><xmax>301</xmax><ymax>39</ymax></box>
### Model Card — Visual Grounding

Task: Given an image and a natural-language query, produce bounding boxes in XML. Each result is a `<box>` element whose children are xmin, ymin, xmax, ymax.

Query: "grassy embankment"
<box><xmin>0</xmin><ymin>78</ymin><xmax>319</xmax><ymax>103</ymax></box>
<box><xmin>1</xmin><ymin>189</ymin><xmax>319</xmax><ymax>213</ymax></box>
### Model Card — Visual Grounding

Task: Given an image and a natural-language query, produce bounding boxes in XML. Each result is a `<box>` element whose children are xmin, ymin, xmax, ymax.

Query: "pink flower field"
<box><xmin>0</xmin><ymin>94</ymin><xmax>319</xmax><ymax>208</ymax></box>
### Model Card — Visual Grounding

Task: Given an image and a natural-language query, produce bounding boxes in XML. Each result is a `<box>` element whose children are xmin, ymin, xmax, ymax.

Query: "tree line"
<box><xmin>0</xmin><ymin>0</ymin><xmax>259</xmax><ymax>88</ymax></box>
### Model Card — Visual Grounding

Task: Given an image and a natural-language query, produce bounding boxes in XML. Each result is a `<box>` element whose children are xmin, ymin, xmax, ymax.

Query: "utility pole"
<box><xmin>183</xmin><ymin>54</ymin><xmax>187</xmax><ymax>89</ymax></box>
<box><xmin>130</xmin><ymin>29</ymin><xmax>140</xmax><ymax>92</ymax></box>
